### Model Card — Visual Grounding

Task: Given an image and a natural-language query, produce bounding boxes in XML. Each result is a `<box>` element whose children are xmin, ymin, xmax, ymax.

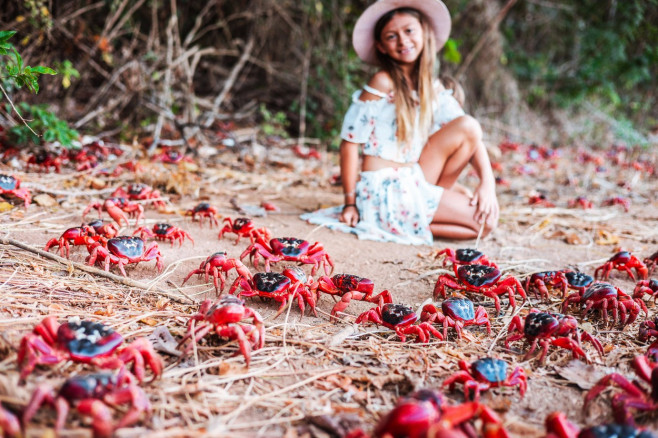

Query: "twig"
<box><xmin>0</xmin><ymin>84</ymin><xmax>39</xmax><ymax>137</ymax></box>
<box><xmin>474</xmin><ymin>219</ymin><xmax>486</xmax><ymax>250</ymax></box>
<box><xmin>0</xmin><ymin>236</ymin><xmax>193</xmax><ymax>305</ymax></box>
<box><xmin>202</xmin><ymin>36</ymin><xmax>255</xmax><ymax>128</ymax></box>
<box><xmin>297</xmin><ymin>44</ymin><xmax>311</xmax><ymax>146</ymax></box>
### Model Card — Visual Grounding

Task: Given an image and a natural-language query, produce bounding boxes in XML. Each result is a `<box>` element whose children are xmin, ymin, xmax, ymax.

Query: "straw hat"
<box><xmin>352</xmin><ymin>0</ymin><xmax>451</xmax><ymax>65</ymax></box>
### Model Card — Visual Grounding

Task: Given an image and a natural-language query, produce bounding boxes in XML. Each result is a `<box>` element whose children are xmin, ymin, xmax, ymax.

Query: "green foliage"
<box><xmin>442</xmin><ymin>38</ymin><xmax>462</xmax><ymax>64</ymax></box>
<box><xmin>502</xmin><ymin>0</ymin><xmax>658</xmax><ymax>131</ymax></box>
<box><xmin>259</xmin><ymin>104</ymin><xmax>290</xmax><ymax>138</ymax></box>
<box><xmin>54</xmin><ymin>60</ymin><xmax>80</xmax><ymax>89</ymax></box>
<box><xmin>8</xmin><ymin>103</ymin><xmax>79</xmax><ymax>147</ymax></box>
<box><xmin>0</xmin><ymin>30</ymin><xmax>55</xmax><ymax>93</ymax></box>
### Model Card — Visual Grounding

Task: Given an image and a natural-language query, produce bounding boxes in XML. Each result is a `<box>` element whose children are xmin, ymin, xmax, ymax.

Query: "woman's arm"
<box><xmin>468</xmin><ymin>143</ymin><xmax>499</xmax><ymax>224</ymax></box>
<box><xmin>340</xmin><ymin>140</ymin><xmax>360</xmax><ymax>227</ymax></box>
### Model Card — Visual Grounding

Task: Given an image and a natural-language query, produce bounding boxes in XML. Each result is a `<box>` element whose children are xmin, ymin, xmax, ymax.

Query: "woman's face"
<box><xmin>376</xmin><ymin>12</ymin><xmax>424</xmax><ymax>66</ymax></box>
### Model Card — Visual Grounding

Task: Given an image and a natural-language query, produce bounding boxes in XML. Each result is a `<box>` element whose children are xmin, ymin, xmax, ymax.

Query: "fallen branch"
<box><xmin>0</xmin><ymin>236</ymin><xmax>194</xmax><ymax>305</ymax></box>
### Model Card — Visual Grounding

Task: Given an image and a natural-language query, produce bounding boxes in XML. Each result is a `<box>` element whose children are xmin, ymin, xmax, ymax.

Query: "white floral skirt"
<box><xmin>300</xmin><ymin>164</ymin><xmax>443</xmax><ymax>246</ymax></box>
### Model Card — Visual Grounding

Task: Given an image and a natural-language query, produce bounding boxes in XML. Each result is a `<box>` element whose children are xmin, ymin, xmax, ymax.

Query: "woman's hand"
<box><xmin>340</xmin><ymin>205</ymin><xmax>360</xmax><ymax>227</ymax></box>
<box><xmin>470</xmin><ymin>182</ymin><xmax>498</xmax><ymax>225</ymax></box>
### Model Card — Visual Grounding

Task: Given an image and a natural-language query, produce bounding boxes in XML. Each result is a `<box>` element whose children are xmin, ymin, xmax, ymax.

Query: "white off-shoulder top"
<box><xmin>339</xmin><ymin>84</ymin><xmax>465</xmax><ymax>163</ymax></box>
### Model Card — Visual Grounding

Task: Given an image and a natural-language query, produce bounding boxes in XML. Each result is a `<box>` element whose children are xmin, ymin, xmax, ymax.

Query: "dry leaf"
<box><xmin>32</xmin><ymin>194</ymin><xmax>57</xmax><ymax>207</ymax></box>
<box><xmin>538</xmin><ymin>218</ymin><xmax>552</xmax><ymax>230</ymax></box>
<box><xmin>140</xmin><ymin>317</ymin><xmax>158</xmax><ymax>326</ymax></box>
<box><xmin>595</xmin><ymin>230</ymin><xmax>619</xmax><ymax>245</ymax></box>
<box><xmin>87</xmin><ymin>177</ymin><xmax>107</xmax><ymax>189</ymax></box>
<box><xmin>556</xmin><ymin>359</ymin><xmax>613</xmax><ymax>390</ymax></box>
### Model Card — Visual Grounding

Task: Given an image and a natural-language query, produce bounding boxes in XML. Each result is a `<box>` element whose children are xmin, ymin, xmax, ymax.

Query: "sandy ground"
<box><xmin>1</xmin><ymin>140</ymin><xmax>657</xmax><ymax>437</ymax></box>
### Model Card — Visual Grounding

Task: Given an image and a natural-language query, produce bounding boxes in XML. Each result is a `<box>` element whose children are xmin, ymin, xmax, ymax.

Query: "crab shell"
<box><xmin>106</xmin><ymin>236</ymin><xmax>147</xmax><ymax>258</ymax></box>
<box><xmin>270</xmin><ymin>237</ymin><xmax>310</xmax><ymax>257</ymax></box>
<box><xmin>58</xmin><ymin>372</ymin><xmax>123</xmax><ymax>400</ymax></box>
<box><xmin>564</xmin><ymin>271</ymin><xmax>594</xmax><ymax>290</ymax></box>
<box><xmin>470</xmin><ymin>357</ymin><xmax>509</xmax><ymax>383</ymax></box>
<box><xmin>522</xmin><ymin>312</ymin><xmax>574</xmax><ymax>340</ymax></box>
<box><xmin>252</xmin><ymin>272</ymin><xmax>291</xmax><ymax>295</ymax></box>
<box><xmin>442</xmin><ymin>297</ymin><xmax>476</xmax><ymax>322</ymax></box>
<box><xmin>373</xmin><ymin>389</ymin><xmax>444</xmax><ymax>438</ymax></box>
<box><xmin>58</xmin><ymin>319</ymin><xmax>124</xmax><ymax>361</ymax></box>
<box><xmin>381</xmin><ymin>304</ymin><xmax>418</xmax><ymax>328</ymax></box>
<box><xmin>456</xmin><ymin>265</ymin><xmax>502</xmax><ymax>288</ymax></box>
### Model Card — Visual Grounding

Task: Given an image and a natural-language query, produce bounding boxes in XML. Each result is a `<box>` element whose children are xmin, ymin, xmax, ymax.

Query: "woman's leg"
<box><xmin>418</xmin><ymin>115</ymin><xmax>483</xmax><ymax>188</ymax></box>
<box><xmin>430</xmin><ymin>189</ymin><xmax>497</xmax><ymax>240</ymax></box>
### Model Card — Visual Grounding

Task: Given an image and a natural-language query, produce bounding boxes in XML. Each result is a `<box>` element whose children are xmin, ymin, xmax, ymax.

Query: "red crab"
<box><xmin>44</xmin><ymin>221</ymin><xmax>119</xmax><ymax>258</ymax></box>
<box><xmin>45</xmin><ymin>224</ymin><xmax>101</xmax><ymax>258</ymax></box>
<box><xmin>151</xmin><ymin>146</ymin><xmax>194</xmax><ymax>164</ymax></box>
<box><xmin>233</xmin><ymin>266</ymin><xmax>318</xmax><ymax>318</ymax></box>
<box><xmin>185</xmin><ymin>202</ymin><xmax>219</xmax><ymax>227</ymax></box>
<box><xmin>528</xmin><ymin>193</ymin><xmax>556</xmax><ymax>208</ymax></box>
<box><xmin>355</xmin><ymin>303</ymin><xmax>443</xmax><ymax>343</ymax></box>
<box><xmin>562</xmin><ymin>282</ymin><xmax>643</xmax><ymax>326</ymax></box>
<box><xmin>525</xmin><ymin>270</ymin><xmax>569</xmax><ymax>301</ymax></box>
<box><xmin>563</xmin><ymin>271</ymin><xmax>594</xmax><ymax>293</ymax></box>
<box><xmin>0</xmin><ymin>174</ymin><xmax>31</xmax><ymax>207</ymax></box>
<box><xmin>567</xmin><ymin>197</ymin><xmax>593</xmax><ymax>209</ymax></box>
<box><xmin>179</xmin><ymin>296</ymin><xmax>265</xmax><ymax>366</ymax></box>
<box><xmin>240</xmin><ymin>236</ymin><xmax>334</xmax><ymax>276</ymax></box>
<box><xmin>584</xmin><ymin>354</ymin><xmax>658</xmax><ymax>425</ymax></box>
<box><xmin>316</xmin><ymin>274</ymin><xmax>392</xmax><ymax>321</ymax></box>
<box><xmin>217</xmin><ymin>217</ymin><xmax>272</xmax><ymax>245</ymax></box>
<box><xmin>22</xmin><ymin>369</ymin><xmax>150</xmax><ymax>438</ymax></box>
<box><xmin>505</xmin><ymin>309</ymin><xmax>604</xmax><ymax>364</ymax></box>
<box><xmin>133</xmin><ymin>223</ymin><xmax>194</xmax><ymax>246</ymax></box>
<box><xmin>83</xmin><ymin>197</ymin><xmax>145</xmax><ymax>227</ymax></box>
<box><xmin>602</xmin><ymin>196</ymin><xmax>631</xmax><ymax>212</ymax></box>
<box><xmin>17</xmin><ymin>316</ymin><xmax>163</xmax><ymax>382</ymax></box>
<box><xmin>86</xmin><ymin>236</ymin><xmax>163</xmax><ymax>276</ymax></box>
<box><xmin>433</xmin><ymin>264</ymin><xmax>527</xmax><ymax>315</ymax></box>
<box><xmin>182</xmin><ymin>251</ymin><xmax>252</xmax><ymax>294</ymax></box>
<box><xmin>594</xmin><ymin>251</ymin><xmax>648</xmax><ymax>281</ymax></box>
<box><xmin>0</xmin><ymin>402</ymin><xmax>20</xmax><ymax>438</ymax></box>
<box><xmin>87</xmin><ymin>219</ymin><xmax>119</xmax><ymax>239</ymax></box>
<box><xmin>442</xmin><ymin>357</ymin><xmax>527</xmax><ymax>401</ymax></box>
<box><xmin>26</xmin><ymin>150</ymin><xmax>64</xmax><ymax>173</ymax></box>
<box><xmin>633</xmin><ymin>279</ymin><xmax>658</xmax><ymax>310</ymax></box>
<box><xmin>112</xmin><ymin>183</ymin><xmax>165</xmax><ymax>209</ymax></box>
<box><xmin>544</xmin><ymin>411</ymin><xmax>653</xmax><ymax>438</ymax></box>
<box><xmin>346</xmin><ymin>389</ymin><xmax>510</xmax><ymax>438</ymax></box>
<box><xmin>644</xmin><ymin>251</ymin><xmax>658</xmax><ymax>276</ymax></box>
<box><xmin>638</xmin><ymin>317</ymin><xmax>658</xmax><ymax>356</ymax></box>
<box><xmin>419</xmin><ymin>295</ymin><xmax>491</xmax><ymax>340</ymax></box>
<box><xmin>434</xmin><ymin>247</ymin><xmax>498</xmax><ymax>268</ymax></box>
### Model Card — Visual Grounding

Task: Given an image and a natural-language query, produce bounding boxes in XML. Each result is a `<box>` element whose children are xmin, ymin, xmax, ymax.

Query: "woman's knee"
<box><xmin>453</xmin><ymin>115</ymin><xmax>483</xmax><ymax>143</ymax></box>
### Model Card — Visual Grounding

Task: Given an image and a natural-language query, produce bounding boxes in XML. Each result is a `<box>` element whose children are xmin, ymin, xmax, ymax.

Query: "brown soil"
<box><xmin>0</xmin><ymin>139</ymin><xmax>657</xmax><ymax>437</ymax></box>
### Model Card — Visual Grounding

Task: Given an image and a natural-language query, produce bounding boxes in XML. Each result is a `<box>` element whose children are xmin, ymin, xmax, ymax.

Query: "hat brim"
<box><xmin>352</xmin><ymin>0</ymin><xmax>451</xmax><ymax>65</ymax></box>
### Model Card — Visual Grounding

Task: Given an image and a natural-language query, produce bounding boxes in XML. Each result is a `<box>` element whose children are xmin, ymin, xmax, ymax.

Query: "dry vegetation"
<box><xmin>0</xmin><ymin>132</ymin><xmax>657</xmax><ymax>437</ymax></box>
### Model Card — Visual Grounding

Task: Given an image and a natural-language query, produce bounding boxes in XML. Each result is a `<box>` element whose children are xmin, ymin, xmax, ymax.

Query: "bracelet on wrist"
<box><xmin>343</xmin><ymin>203</ymin><xmax>357</xmax><ymax>209</ymax></box>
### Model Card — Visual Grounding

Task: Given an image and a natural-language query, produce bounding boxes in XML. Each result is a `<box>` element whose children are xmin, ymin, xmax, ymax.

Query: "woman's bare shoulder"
<box><xmin>359</xmin><ymin>71</ymin><xmax>394</xmax><ymax>101</ymax></box>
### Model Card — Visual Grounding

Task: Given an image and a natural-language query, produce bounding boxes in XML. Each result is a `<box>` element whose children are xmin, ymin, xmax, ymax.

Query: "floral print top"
<box><xmin>339</xmin><ymin>85</ymin><xmax>465</xmax><ymax>163</ymax></box>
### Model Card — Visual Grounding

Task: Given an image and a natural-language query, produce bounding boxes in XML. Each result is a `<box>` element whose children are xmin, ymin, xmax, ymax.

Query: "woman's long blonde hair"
<box><xmin>375</xmin><ymin>8</ymin><xmax>436</xmax><ymax>148</ymax></box>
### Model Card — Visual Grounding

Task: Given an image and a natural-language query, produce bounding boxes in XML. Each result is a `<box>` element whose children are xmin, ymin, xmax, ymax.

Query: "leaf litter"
<box><xmin>0</xmin><ymin>134</ymin><xmax>657</xmax><ymax>436</ymax></box>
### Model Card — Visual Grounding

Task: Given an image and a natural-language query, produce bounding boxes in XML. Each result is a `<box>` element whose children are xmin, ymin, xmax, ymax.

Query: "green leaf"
<box><xmin>0</xmin><ymin>31</ymin><xmax>16</xmax><ymax>43</ymax></box>
<box><xmin>442</xmin><ymin>39</ymin><xmax>462</xmax><ymax>64</ymax></box>
<box><xmin>31</xmin><ymin>65</ymin><xmax>56</xmax><ymax>75</ymax></box>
